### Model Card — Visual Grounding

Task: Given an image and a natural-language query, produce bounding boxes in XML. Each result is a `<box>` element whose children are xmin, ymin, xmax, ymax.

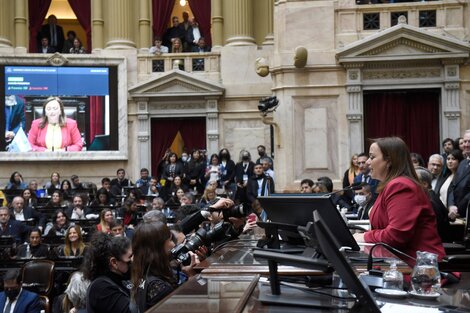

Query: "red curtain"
<box><xmin>28</xmin><ymin>0</ymin><xmax>52</xmax><ymax>53</ymax></box>
<box><xmin>89</xmin><ymin>96</ymin><xmax>104</xmax><ymax>144</ymax></box>
<box><xmin>189</xmin><ymin>0</ymin><xmax>212</xmax><ymax>47</ymax></box>
<box><xmin>67</xmin><ymin>0</ymin><xmax>92</xmax><ymax>52</ymax></box>
<box><xmin>151</xmin><ymin>117</ymin><xmax>206</xmax><ymax>176</ymax></box>
<box><xmin>364</xmin><ymin>89</ymin><xmax>440</xmax><ymax>162</ymax></box>
<box><xmin>152</xmin><ymin>0</ymin><xmax>176</xmax><ymax>38</ymax></box>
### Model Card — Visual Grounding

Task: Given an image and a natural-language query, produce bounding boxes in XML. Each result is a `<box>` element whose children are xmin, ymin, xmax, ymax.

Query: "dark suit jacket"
<box><xmin>10</xmin><ymin>207</ymin><xmax>46</xmax><ymax>229</ymax></box>
<box><xmin>0</xmin><ymin>220</ymin><xmax>29</xmax><ymax>243</ymax></box>
<box><xmin>38</xmin><ymin>23</ymin><xmax>64</xmax><ymax>52</ymax></box>
<box><xmin>5</xmin><ymin>96</ymin><xmax>26</xmax><ymax>135</ymax></box>
<box><xmin>0</xmin><ymin>289</ymin><xmax>42</xmax><ymax>313</ymax></box>
<box><xmin>246</xmin><ymin>175</ymin><xmax>275</xmax><ymax>205</ymax></box>
<box><xmin>234</xmin><ymin>162</ymin><xmax>255</xmax><ymax>185</ymax></box>
<box><xmin>447</xmin><ymin>159</ymin><xmax>470</xmax><ymax>217</ymax></box>
<box><xmin>220</xmin><ymin>159</ymin><xmax>236</xmax><ymax>184</ymax></box>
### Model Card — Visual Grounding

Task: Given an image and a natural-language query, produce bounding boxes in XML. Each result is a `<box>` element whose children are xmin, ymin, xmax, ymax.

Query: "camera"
<box><xmin>258</xmin><ymin>96</ymin><xmax>279</xmax><ymax>113</ymax></box>
<box><xmin>171</xmin><ymin>221</ymin><xmax>227</xmax><ymax>266</ymax></box>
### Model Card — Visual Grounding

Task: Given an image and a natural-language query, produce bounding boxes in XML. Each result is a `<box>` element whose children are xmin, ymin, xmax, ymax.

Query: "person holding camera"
<box><xmin>131</xmin><ymin>221</ymin><xmax>198</xmax><ymax>311</ymax></box>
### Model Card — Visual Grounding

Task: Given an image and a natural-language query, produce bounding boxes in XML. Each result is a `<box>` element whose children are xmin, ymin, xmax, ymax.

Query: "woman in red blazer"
<box><xmin>28</xmin><ymin>97</ymin><xmax>83</xmax><ymax>151</ymax></box>
<box><xmin>353</xmin><ymin>137</ymin><xmax>445</xmax><ymax>266</ymax></box>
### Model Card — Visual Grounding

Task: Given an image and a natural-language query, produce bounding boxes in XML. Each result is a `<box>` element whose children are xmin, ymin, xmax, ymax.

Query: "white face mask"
<box><xmin>354</xmin><ymin>195</ymin><xmax>368</xmax><ymax>207</ymax></box>
<box><xmin>181</xmin><ymin>156</ymin><xmax>188</xmax><ymax>162</ymax></box>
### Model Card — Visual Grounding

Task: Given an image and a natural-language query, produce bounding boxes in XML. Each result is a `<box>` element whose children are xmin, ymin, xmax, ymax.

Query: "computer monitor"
<box><xmin>313</xmin><ymin>210</ymin><xmax>380</xmax><ymax>313</ymax></box>
<box><xmin>258</xmin><ymin>195</ymin><xmax>360</xmax><ymax>251</ymax></box>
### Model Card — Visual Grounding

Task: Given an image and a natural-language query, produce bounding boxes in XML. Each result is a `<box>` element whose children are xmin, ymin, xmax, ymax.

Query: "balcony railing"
<box><xmin>137</xmin><ymin>51</ymin><xmax>221</xmax><ymax>81</ymax></box>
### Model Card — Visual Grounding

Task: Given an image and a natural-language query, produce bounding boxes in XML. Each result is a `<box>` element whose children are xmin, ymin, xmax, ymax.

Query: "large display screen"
<box><xmin>1</xmin><ymin>65</ymin><xmax>119</xmax><ymax>152</ymax></box>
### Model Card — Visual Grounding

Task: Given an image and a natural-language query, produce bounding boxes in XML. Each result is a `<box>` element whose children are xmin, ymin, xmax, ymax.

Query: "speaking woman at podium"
<box><xmin>28</xmin><ymin>97</ymin><xmax>83</xmax><ymax>151</ymax></box>
<box><xmin>353</xmin><ymin>137</ymin><xmax>445</xmax><ymax>265</ymax></box>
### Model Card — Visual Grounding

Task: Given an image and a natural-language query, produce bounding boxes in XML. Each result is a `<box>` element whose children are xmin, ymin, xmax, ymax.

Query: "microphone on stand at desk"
<box><xmin>323</xmin><ymin>182</ymin><xmax>368</xmax><ymax>197</ymax></box>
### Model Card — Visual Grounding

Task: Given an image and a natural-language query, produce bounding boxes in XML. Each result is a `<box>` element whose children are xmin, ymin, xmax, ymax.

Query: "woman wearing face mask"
<box><xmin>218</xmin><ymin>148</ymin><xmax>236</xmax><ymax>198</ymax></box>
<box><xmin>131</xmin><ymin>222</ymin><xmax>197</xmax><ymax>311</ymax></box>
<box><xmin>83</xmin><ymin>233</ymin><xmax>133</xmax><ymax>313</ymax></box>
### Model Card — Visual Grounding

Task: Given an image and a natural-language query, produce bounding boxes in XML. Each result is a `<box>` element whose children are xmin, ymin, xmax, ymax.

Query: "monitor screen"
<box><xmin>1</xmin><ymin>65</ymin><xmax>119</xmax><ymax>153</ymax></box>
<box><xmin>258</xmin><ymin>194</ymin><xmax>360</xmax><ymax>251</ymax></box>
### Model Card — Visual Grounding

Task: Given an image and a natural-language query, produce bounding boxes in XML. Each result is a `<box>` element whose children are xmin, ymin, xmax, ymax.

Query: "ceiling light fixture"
<box><xmin>179</xmin><ymin>0</ymin><xmax>187</xmax><ymax>6</ymax></box>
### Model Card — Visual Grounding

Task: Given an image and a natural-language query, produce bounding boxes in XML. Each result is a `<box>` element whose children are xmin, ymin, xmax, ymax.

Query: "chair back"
<box><xmin>22</xmin><ymin>259</ymin><xmax>55</xmax><ymax>295</ymax></box>
<box><xmin>39</xmin><ymin>295</ymin><xmax>51</xmax><ymax>313</ymax></box>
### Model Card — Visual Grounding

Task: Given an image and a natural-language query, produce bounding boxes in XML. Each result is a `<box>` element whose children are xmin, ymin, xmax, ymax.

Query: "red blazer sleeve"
<box><xmin>62</xmin><ymin>119</ymin><xmax>83</xmax><ymax>151</ymax></box>
<box><xmin>27</xmin><ymin>119</ymin><xmax>47</xmax><ymax>152</ymax></box>
<box><xmin>364</xmin><ymin>180</ymin><xmax>420</xmax><ymax>249</ymax></box>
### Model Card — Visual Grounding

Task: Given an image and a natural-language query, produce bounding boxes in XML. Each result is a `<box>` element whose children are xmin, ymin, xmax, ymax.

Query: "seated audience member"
<box><xmin>0</xmin><ymin>207</ymin><xmax>29</xmax><ymax>244</ymax></box>
<box><xmin>427</xmin><ymin>154</ymin><xmax>444</xmax><ymax>190</ymax></box>
<box><xmin>70</xmin><ymin>175</ymin><xmax>84</xmax><ymax>191</ymax></box>
<box><xmin>135</xmin><ymin>168</ymin><xmax>150</xmax><ymax>189</ymax></box>
<box><xmin>109</xmin><ymin>219</ymin><xmax>126</xmax><ymax>237</ymax></box>
<box><xmin>9</xmin><ymin>196</ymin><xmax>46</xmax><ymax>230</ymax></box>
<box><xmin>192</xmin><ymin>36</ymin><xmax>210</xmax><ymax>53</ymax></box>
<box><xmin>151</xmin><ymin>197</ymin><xmax>165</xmax><ymax>210</ymax></box>
<box><xmin>6</xmin><ymin>171</ymin><xmax>28</xmax><ymax>190</ymax></box>
<box><xmin>118</xmin><ymin>199</ymin><xmax>139</xmax><ymax>230</ymax></box>
<box><xmin>142</xmin><ymin>210</ymin><xmax>167</xmax><ymax>224</ymax></box>
<box><xmin>28</xmin><ymin>97</ymin><xmax>83</xmax><ymax>151</ymax></box>
<box><xmin>45</xmin><ymin>209</ymin><xmax>71</xmax><ymax>237</ymax></box>
<box><xmin>28</xmin><ymin>180</ymin><xmax>40</xmax><ymax>196</ymax></box>
<box><xmin>16</xmin><ymin>228</ymin><xmax>49</xmax><ymax>258</ymax></box>
<box><xmin>46</xmin><ymin>190</ymin><xmax>66</xmax><ymax>209</ymax></box>
<box><xmin>353</xmin><ymin>183</ymin><xmax>374</xmax><ymax>220</ymax></box>
<box><xmin>96</xmin><ymin>209</ymin><xmax>114</xmax><ymax>234</ymax></box>
<box><xmin>164</xmin><ymin>175</ymin><xmax>185</xmax><ymax>201</ymax></box>
<box><xmin>0</xmin><ymin>269</ymin><xmax>42</xmax><ymax>313</ymax></box>
<box><xmin>143</xmin><ymin>176</ymin><xmax>160</xmax><ymax>197</ymax></box>
<box><xmin>415</xmin><ymin>167</ymin><xmax>451</xmax><ymax>242</ymax></box>
<box><xmin>21</xmin><ymin>188</ymin><xmax>38</xmax><ymax>208</ymax></box>
<box><xmin>149</xmin><ymin>36</ymin><xmax>169</xmax><ymax>54</ymax></box>
<box><xmin>83</xmin><ymin>233</ymin><xmax>133</xmax><ymax>313</ymax></box>
<box><xmin>61</xmin><ymin>271</ymin><xmax>90</xmax><ymax>313</ymax></box>
<box><xmin>300</xmin><ymin>178</ymin><xmax>315</xmax><ymax>193</ymax></box>
<box><xmin>131</xmin><ymin>222</ymin><xmax>197</xmax><ymax>311</ymax></box>
<box><xmin>410</xmin><ymin>152</ymin><xmax>426</xmax><ymax>168</ymax></box>
<box><xmin>70</xmin><ymin>37</ymin><xmax>86</xmax><ymax>54</ymax></box>
<box><xmin>261</xmin><ymin>157</ymin><xmax>275</xmax><ymax>181</ymax></box>
<box><xmin>66</xmin><ymin>194</ymin><xmax>90</xmax><ymax>220</ymax></box>
<box><xmin>455</xmin><ymin>136</ymin><xmax>464</xmax><ymax>152</ymax></box>
<box><xmin>165</xmin><ymin>187</ymin><xmax>185</xmax><ymax>208</ymax></box>
<box><xmin>58</xmin><ymin>225</ymin><xmax>87</xmax><ymax>257</ymax></box>
<box><xmin>110</xmin><ymin>168</ymin><xmax>132</xmax><ymax>196</ymax></box>
<box><xmin>353</xmin><ymin>137</ymin><xmax>445</xmax><ymax>266</ymax></box>
<box><xmin>44</xmin><ymin>171</ymin><xmax>61</xmax><ymax>194</ymax></box>
<box><xmin>60</xmin><ymin>179</ymin><xmax>73</xmax><ymax>202</ymax></box>
<box><xmin>434</xmin><ymin>149</ymin><xmax>463</xmax><ymax>208</ymax></box>
<box><xmin>198</xmin><ymin>187</ymin><xmax>217</xmax><ymax>208</ymax></box>
<box><xmin>354</xmin><ymin>152</ymin><xmax>379</xmax><ymax>196</ymax></box>
<box><xmin>101</xmin><ymin>177</ymin><xmax>116</xmax><ymax>203</ymax></box>
<box><xmin>39</xmin><ymin>36</ymin><xmax>56</xmax><ymax>53</ymax></box>
<box><xmin>171</xmin><ymin>37</ymin><xmax>183</xmax><ymax>53</ymax></box>
<box><xmin>318</xmin><ymin>176</ymin><xmax>350</xmax><ymax>210</ymax></box>
<box><xmin>312</xmin><ymin>182</ymin><xmax>328</xmax><ymax>193</ymax></box>
<box><xmin>90</xmin><ymin>188</ymin><xmax>113</xmax><ymax>207</ymax></box>
<box><xmin>176</xmin><ymin>192</ymin><xmax>200</xmax><ymax>222</ymax></box>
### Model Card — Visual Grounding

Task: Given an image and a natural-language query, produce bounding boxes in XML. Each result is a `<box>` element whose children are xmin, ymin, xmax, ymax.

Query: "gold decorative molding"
<box><xmin>47</xmin><ymin>53</ymin><xmax>68</xmax><ymax>66</ymax></box>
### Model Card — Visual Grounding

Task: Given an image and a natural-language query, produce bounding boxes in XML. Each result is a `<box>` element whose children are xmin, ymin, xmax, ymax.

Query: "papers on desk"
<box><xmin>380</xmin><ymin>303</ymin><xmax>441</xmax><ymax>312</ymax></box>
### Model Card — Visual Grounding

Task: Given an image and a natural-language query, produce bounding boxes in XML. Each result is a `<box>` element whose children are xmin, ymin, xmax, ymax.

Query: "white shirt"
<box><xmin>149</xmin><ymin>45</ymin><xmax>169</xmax><ymax>54</ymax></box>
<box><xmin>14</xmin><ymin>210</ymin><xmax>25</xmax><ymax>221</ymax></box>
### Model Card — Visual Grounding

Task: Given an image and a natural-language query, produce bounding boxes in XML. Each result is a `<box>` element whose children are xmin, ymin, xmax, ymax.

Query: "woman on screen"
<box><xmin>353</xmin><ymin>137</ymin><xmax>445</xmax><ymax>266</ymax></box>
<box><xmin>28</xmin><ymin>97</ymin><xmax>83</xmax><ymax>152</ymax></box>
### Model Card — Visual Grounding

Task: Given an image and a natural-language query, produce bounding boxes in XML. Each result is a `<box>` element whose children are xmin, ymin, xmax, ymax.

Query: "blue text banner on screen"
<box><xmin>4</xmin><ymin>66</ymin><xmax>109</xmax><ymax>96</ymax></box>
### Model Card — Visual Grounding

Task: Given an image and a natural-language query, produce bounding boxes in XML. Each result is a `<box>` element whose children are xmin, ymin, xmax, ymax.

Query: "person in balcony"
<box><xmin>171</xmin><ymin>38</ymin><xmax>183</xmax><ymax>53</ymax></box>
<box><xmin>149</xmin><ymin>36</ymin><xmax>168</xmax><ymax>55</ymax></box>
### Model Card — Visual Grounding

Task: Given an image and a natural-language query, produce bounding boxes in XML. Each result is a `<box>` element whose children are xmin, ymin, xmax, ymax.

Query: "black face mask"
<box><xmin>242</xmin><ymin>156</ymin><xmax>249</xmax><ymax>161</ymax></box>
<box><xmin>5</xmin><ymin>288</ymin><xmax>20</xmax><ymax>300</ymax></box>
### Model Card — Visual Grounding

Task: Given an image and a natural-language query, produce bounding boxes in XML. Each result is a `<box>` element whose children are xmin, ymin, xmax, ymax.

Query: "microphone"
<box><xmin>324</xmin><ymin>182</ymin><xmax>367</xmax><ymax>196</ymax></box>
<box><xmin>179</xmin><ymin>210</ymin><xmax>211</xmax><ymax>234</ymax></box>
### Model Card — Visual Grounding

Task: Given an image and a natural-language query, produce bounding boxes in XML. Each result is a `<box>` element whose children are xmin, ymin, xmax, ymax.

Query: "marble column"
<box><xmin>104</xmin><ymin>0</ymin><xmax>136</xmax><ymax>49</ymax></box>
<box><xmin>442</xmin><ymin>64</ymin><xmax>461</xmax><ymax>139</ymax></box>
<box><xmin>136</xmin><ymin>98</ymin><xmax>150</xmax><ymax>171</ymax></box>
<box><xmin>346</xmin><ymin>68</ymin><xmax>364</xmax><ymax>156</ymax></box>
<box><xmin>0</xmin><ymin>0</ymin><xmax>13</xmax><ymax>48</ymax></box>
<box><xmin>206</xmin><ymin>99</ymin><xmax>219</xmax><ymax>156</ymax></box>
<box><xmin>224</xmin><ymin>0</ymin><xmax>256</xmax><ymax>46</ymax></box>
<box><xmin>138</xmin><ymin>0</ymin><xmax>151</xmax><ymax>50</ymax></box>
<box><xmin>92</xmin><ymin>0</ymin><xmax>104</xmax><ymax>51</ymax></box>
<box><xmin>211</xmin><ymin>0</ymin><xmax>223</xmax><ymax>49</ymax></box>
<box><xmin>14</xmin><ymin>0</ymin><xmax>27</xmax><ymax>52</ymax></box>
<box><xmin>263</xmin><ymin>0</ymin><xmax>274</xmax><ymax>45</ymax></box>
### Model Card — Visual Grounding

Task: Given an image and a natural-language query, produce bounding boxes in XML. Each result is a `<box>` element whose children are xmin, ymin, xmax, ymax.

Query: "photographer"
<box><xmin>131</xmin><ymin>222</ymin><xmax>198</xmax><ymax>311</ymax></box>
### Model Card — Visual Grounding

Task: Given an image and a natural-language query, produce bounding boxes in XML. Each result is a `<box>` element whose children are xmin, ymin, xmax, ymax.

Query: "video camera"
<box><xmin>207</xmin><ymin>203</ymin><xmax>247</xmax><ymax>220</ymax></box>
<box><xmin>171</xmin><ymin>221</ymin><xmax>228</xmax><ymax>265</ymax></box>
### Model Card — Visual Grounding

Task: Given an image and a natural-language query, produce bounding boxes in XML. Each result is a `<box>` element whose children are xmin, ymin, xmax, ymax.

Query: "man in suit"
<box><xmin>4</xmin><ymin>95</ymin><xmax>26</xmax><ymax>144</ymax></box>
<box><xmin>234</xmin><ymin>150</ymin><xmax>255</xmax><ymax>206</ymax></box>
<box><xmin>9</xmin><ymin>196</ymin><xmax>45</xmax><ymax>231</ymax></box>
<box><xmin>0</xmin><ymin>206</ymin><xmax>29</xmax><ymax>244</ymax></box>
<box><xmin>0</xmin><ymin>268</ymin><xmax>42</xmax><ymax>313</ymax></box>
<box><xmin>38</xmin><ymin>37</ymin><xmax>56</xmax><ymax>54</ymax></box>
<box><xmin>247</xmin><ymin>163</ymin><xmax>275</xmax><ymax>208</ymax></box>
<box><xmin>38</xmin><ymin>15</ymin><xmax>64</xmax><ymax>53</ymax></box>
<box><xmin>448</xmin><ymin>130</ymin><xmax>470</xmax><ymax>219</ymax></box>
